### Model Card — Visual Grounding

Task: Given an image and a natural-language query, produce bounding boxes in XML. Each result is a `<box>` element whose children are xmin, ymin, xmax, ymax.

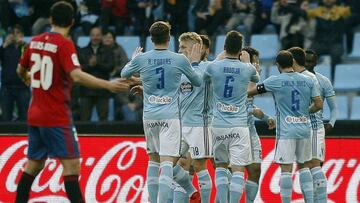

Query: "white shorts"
<box><xmin>249</xmin><ymin>125</ymin><xmax>262</xmax><ymax>164</ymax></box>
<box><xmin>212</xmin><ymin>127</ymin><xmax>252</xmax><ymax>167</ymax></box>
<box><xmin>312</xmin><ymin>126</ymin><xmax>325</xmax><ymax>161</ymax></box>
<box><xmin>274</xmin><ymin>137</ymin><xmax>312</xmax><ymax>164</ymax></box>
<box><xmin>180</xmin><ymin>126</ymin><xmax>212</xmax><ymax>159</ymax></box>
<box><xmin>143</xmin><ymin>119</ymin><xmax>181</xmax><ymax>157</ymax></box>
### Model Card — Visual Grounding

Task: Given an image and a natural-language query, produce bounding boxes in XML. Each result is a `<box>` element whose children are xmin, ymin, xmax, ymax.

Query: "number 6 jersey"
<box><xmin>19</xmin><ymin>32</ymin><xmax>80</xmax><ymax>126</ymax></box>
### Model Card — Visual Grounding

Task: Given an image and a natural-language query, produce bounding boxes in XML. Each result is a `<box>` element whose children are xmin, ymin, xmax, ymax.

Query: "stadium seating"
<box><xmin>90</xmin><ymin>98</ymin><xmax>115</xmax><ymax>122</ymax></box>
<box><xmin>77</xmin><ymin>36</ymin><xmax>90</xmax><ymax>48</ymax></box>
<box><xmin>145</xmin><ymin>35</ymin><xmax>176</xmax><ymax>52</ymax></box>
<box><xmin>259</xmin><ymin>65</ymin><xmax>268</xmax><ymax>82</ymax></box>
<box><xmin>333</xmin><ymin>64</ymin><xmax>360</xmax><ymax>91</ymax></box>
<box><xmin>350</xmin><ymin>96</ymin><xmax>360</xmax><ymax>120</ymax></box>
<box><xmin>323</xmin><ymin>95</ymin><xmax>348</xmax><ymax>120</ymax></box>
<box><xmin>314</xmin><ymin>64</ymin><xmax>331</xmax><ymax>80</ymax></box>
<box><xmin>23</xmin><ymin>36</ymin><xmax>32</xmax><ymax>43</ymax></box>
<box><xmin>115</xmin><ymin>36</ymin><xmax>140</xmax><ymax>59</ymax></box>
<box><xmin>214</xmin><ymin>35</ymin><xmax>226</xmax><ymax>57</ymax></box>
<box><xmin>254</xmin><ymin>96</ymin><xmax>276</xmax><ymax>118</ymax></box>
<box><xmin>348</xmin><ymin>32</ymin><xmax>360</xmax><ymax>59</ymax></box>
<box><xmin>250</xmin><ymin>34</ymin><xmax>279</xmax><ymax>60</ymax></box>
<box><xmin>0</xmin><ymin>38</ymin><xmax>3</xmax><ymax>46</ymax></box>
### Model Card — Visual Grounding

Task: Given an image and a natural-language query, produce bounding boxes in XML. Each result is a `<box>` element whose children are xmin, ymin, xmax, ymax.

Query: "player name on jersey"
<box><xmin>30</xmin><ymin>41</ymin><xmax>58</xmax><ymax>53</ymax></box>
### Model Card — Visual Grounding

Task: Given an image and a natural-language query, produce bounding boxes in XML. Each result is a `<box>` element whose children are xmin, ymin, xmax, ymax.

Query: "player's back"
<box><xmin>123</xmin><ymin>49</ymin><xmax>198</xmax><ymax>120</ymax></box>
<box><xmin>205</xmin><ymin>58</ymin><xmax>258</xmax><ymax>128</ymax></box>
<box><xmin>20</xmin><ymin>32</ymin><xmax>80</xmax><ymax>126</ymax></box>
<box><xmin>265</xmin><ymin>72</ymin><xmax>315</xmax><ymax>139</ymax></box>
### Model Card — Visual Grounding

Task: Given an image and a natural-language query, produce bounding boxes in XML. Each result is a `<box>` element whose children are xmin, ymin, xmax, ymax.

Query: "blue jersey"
<box><xmin>263</xmin><ymin>72</ymin><xmax>320</xmax><ymax>139</ymax></box>
<box><xmin>121</xmin><ymin>50</ymin><xmax>202</xmax><ymax>120</ymax></box>
<box><xmin>246</xmin><ymin>97</ymin><xmax>258</xmax><ymax>137</ymax></box>
<box><xmin>310</xmin><ymin>72</ymin><xmax>335</xmax><ymax>129</ymax></box>
<box><xmin>204</xmin><ymin>59</ymin><xmax>258</xmax><ymax>128</ymax></box>
<box><xmin>180</xmin><ymin>61</ymin><xmax>212</xmax><ymax>127</ymax></box>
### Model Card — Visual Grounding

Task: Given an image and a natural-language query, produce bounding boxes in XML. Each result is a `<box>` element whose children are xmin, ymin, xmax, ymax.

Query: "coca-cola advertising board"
<box><xmin>0</xmin><ymin>136</ymin><xmax>359</xmax><ymax>202</ymax></box>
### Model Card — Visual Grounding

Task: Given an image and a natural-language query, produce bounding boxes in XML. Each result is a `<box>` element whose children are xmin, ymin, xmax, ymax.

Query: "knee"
<box><xmin>61</xmin><ymin>159</ymin><xmax>81</xmax><ymax>175</ymax></box>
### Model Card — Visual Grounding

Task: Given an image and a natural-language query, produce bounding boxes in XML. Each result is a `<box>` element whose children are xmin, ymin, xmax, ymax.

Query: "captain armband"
<box><xmin>256</xmin><ymin>84</ymin><xmax>267</xmax><ymax>94</ymax></box>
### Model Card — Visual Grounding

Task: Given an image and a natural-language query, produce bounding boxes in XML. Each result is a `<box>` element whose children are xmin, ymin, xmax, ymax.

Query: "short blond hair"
<box><xmin>179</xmin><ymin>32</ymin><xmax>202</xmax><ymax>45</ymax></box>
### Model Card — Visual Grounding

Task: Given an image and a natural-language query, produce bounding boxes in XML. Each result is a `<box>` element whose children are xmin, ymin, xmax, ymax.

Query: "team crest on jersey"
<box><xmin>71</xmin><ymin>53</ymin><xmax>80</xmax><ymax>66</ymax></box>
<box><xmin>148</xmin><ymin>95</ymin><xmax>172</xmax><ymax>104</ymax></box>
<box><xmin>216</xmin><ymin>102</ymin><xmax>239</xmax><ymax>113</ymax></box>
<box><xmin>285</xmin><ymin>116</ymin><xmax>308</xmax><ymax>123</ymax></box>
<box><xmin>180</xmin><ymin>82</ymin><xmax>193</xmax><ymax>94</ymax></box>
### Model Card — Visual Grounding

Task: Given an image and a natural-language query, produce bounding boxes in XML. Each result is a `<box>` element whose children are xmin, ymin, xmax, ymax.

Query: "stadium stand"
<box><xmin>350</xmin><ymin>96</ymin><xmax>360</xmax><ymax>120</ymax></box>
<box><xmin>315</xmin><ymin>64</ymin><xmax>332</xmax><ymax>80</ymax></box>
<box><xmin>115</xmin><ymin>36</ymin><xmax>140</xmax><ymax>59</ymax></box>
<box><xmin>348</xmin><ymin>32</ymin><xmax>360</xmax><ymax>59</ymax></box>
<box><xmin>333</xmin><ymin>64</ymin><xmax>360</xmax><ymax>91</ymax></box>
<box><xmin>250</xmin><ymin>34</ymin><xmax>279</xmax><ymax>60</ymax></box>
<box><xmin>323</xmin><ymin>95</ymin><xmax>348</xmax><ymax>120</ymax></box>
<box><xmin>77</xmin><ymin>36</ymin><xmax>90</xmax><ymax>48</ymax></box>
<box><xmin>145</xmin><ymin>35</ymin><xmax>176</xmax><ymax>52</ymax></box>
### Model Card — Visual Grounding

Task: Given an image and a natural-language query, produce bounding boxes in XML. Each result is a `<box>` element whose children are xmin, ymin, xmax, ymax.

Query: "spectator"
<box><xmin>78</xmin><ymin>27</ymin><xmax>115</xmax><ymax>121</ymax></box>
<box><xmin>0</xmin><ymin>25</ymin><xmax>30</xmax><ymax>121</ymax></box>
<box><xmin>344</xmin><ymin>0</ymin><xmax>360</xmax><ymax>53</ymax></box>
<box><xmin>271</xmin><ymin>0</ymin><xmax>307</xmax><ymax>49</ymax></box>
<box><xmin>76</xmin><ymin>0</ymin><xmax>101</xmax><ymax>35</ymax></box>
<box><xmin>29</xmin><ymin>0</ymin><xmax>56</xmax><ymax>35</ymax></box>
<box><xmin>163</xmin><ymin>0</ymin><xmax>191</xmax><ymax>36</ymax></box>
<box><xmin>8</xmin><ymin>0</ymin><xmax>33</xmax><ymax>35</ymax></box>
<box><xmin>99</xmin><ymin>0</ymin><xmax>130</xmax><ymax>35</ymax></box>
<box><xmin>225</xmin><ymin>0</ymin><xmax>256</xmax><ymax>43</ymax></box>
<box><xmin>192</xmin><ymin>0</ymin><xmax>232</xmax><ymax>36</ymax></box>
<box><xmin>306</xmin><ymin>0</ymin><xmax>350</xmax><ymax>79</ymax></box>
<box><xmin>252</xmin><ymin>0</ymin><xmax>274</xmax><ymax>34</ymax></box>
<box><xmin>127</xmin><ymin>0</ymin><xmax>154</xmax><ymax>37</ymax></box>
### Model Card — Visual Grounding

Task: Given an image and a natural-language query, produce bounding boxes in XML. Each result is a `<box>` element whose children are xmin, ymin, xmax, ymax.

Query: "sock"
<box><xmin>15</xmin><ymin>172</ymin><xmax>35</xmax><ymax>203</ymax></box>
<box><xmin>173</xmin><ymin>164</ymin><xmax>196</xmax><ymax>196</ymax></box>
<box><xmin>226</xmin><ymin>168</ymin><xmax>232</xmax><ymax>200</ymax></box>
<box><xmin>299</xmin><ymin>168</ymin><xmax>314</xmax><ymax>203</ymax></box>
<box><xmin>64</xmin><ymin>175</ymin><xmax>84</xmax><ymax>203</ymax></box>
<box><xmin>311</xmin><ymin>167</ymin><xmax>327</xmax><ymax>203</ymax></box>
<box><xmin>280</xmin><ymin>172</ymin><xmax>292</xmax><ymax>203</ymax></box>
<box><xmin>147</xmin><ymin>161</ymin><xmax>160</xmax><ymax>203</ymax></box>
<box><xmin>158</xmin><ymin>161</ymin><xmax>174</xmax><ymax>203</ymax></box>
<box><xmin>167</xmin><ymin>180</ymin><xmax>177</xmax><ymax>203</ymax></box>
<box><xmin>245</xmin><ymin>180</ymin><xmax>259</xmax><ymax>203</ymax></box>
<box><xmin>197</xmin><ymin>170</ymin><xmax>212</xmax><ymax>203</ymax></box>
<box><xmin>215</xmin><ymin>167</ymin><xmax>229</xmax><ymax>203</ymax></box>
<box><xmin>229</xmin><ymin>171</ymin><xmax>245</xmax><ymax>203</ymax></box>
<box><xmin>173</xmin><ymin>183</ymin><xmax>189</xmax><ymax>203</ymax></box>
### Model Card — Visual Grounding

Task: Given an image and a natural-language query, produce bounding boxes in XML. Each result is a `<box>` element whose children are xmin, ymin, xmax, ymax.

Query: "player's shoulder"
<box><xmin>315</xmin><ymin>72</ymin><xmax>331</xmax><ymax>83</ymax></box>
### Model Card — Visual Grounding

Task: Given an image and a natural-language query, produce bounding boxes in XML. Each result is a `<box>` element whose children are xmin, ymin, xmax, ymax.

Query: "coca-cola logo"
<box><xmin>1</xmin><ymin>136</ymin><xmax>359</xmax><ymax>203</ymax></box>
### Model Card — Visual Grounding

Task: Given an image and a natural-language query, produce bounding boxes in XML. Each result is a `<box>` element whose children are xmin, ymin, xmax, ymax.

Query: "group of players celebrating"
<box><xmin>14</xmin><ymin>1</ymin><xmax>337</xmax><ymax>203</ymax></box>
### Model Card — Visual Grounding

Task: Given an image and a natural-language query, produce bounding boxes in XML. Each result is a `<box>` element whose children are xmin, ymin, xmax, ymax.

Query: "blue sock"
<box><xmin>167</xmin><ymin>181</ymin><xmax>175</xmax><ymax>203</ymax></box>
<box><xmin>229</xmin><ymin>171</ymin><xmax>245</xmax><ymax>203</ymax></box>
<box><xmin>147</xmin><ymin>161</ymin><xmax>160</xmax><ymax>203</ymax></box>
<box><xmin>197</xmin><ymin>169</ymin><xmax>212</xmax><ymax>203</ymax></box>
<box><xmin>173</xmin><ymin>183</ymin><xmax>189</xmax><ymax>203</ymax></box>
<box><xmin>158</xmin><ymin>161</ymin><xmax>173</xmax><ymax>203</ymax></box>
<box><xmin>311</xmin><ymin>166</ymin><xmax>327</xmax><ymax>203</ymax></box>
<box><xmin>245</xmin><ymin>180</ymin><xmax>259</xmax><ymax>203</ymax></box>
<box><xmin>215</xmin><ymin>167</ymin><xmax>229</xmax><ymax>203</ymax></box>
<box><xmin>299</xmin><ymin>168</ymin><xmax>314</xmax><ymax>203</ymax></box>
<box><xmin>173</xmin><ymin>164</ymin><xmax>196</xmax><ymax>196</ymax></box>
<box><xmin>280</xmin><ymin>172</ymin><xmax>292</xmax><ymax>203</ymax></box>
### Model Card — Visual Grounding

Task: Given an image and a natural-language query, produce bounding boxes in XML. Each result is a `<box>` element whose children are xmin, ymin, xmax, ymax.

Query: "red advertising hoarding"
<box><xmin>0</xmin><ymin>136</ymin><xmax>359</xmax><ymax>202</ymax></box>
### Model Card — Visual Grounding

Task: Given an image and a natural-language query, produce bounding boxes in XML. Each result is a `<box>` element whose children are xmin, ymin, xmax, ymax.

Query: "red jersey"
<box><xmin>20</xmin><ymin>32</ymin><xmax>80</xmax><ymax>126</ymax></box>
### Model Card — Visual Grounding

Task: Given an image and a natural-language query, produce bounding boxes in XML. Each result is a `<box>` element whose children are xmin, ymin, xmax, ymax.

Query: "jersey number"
<box><xmin>30</xmin><ymin>53</ymin><xmax>53</xmax><ymax>90</ymax></box>
<box><xmin>156</xmin><ymin>67</ymin><xmax>164</xmax><ymax>89</ymax></box>
<box><xmin>291</xmin><ymin>90</ymin><xmax>300</xmax><ymax>111</ymax></box>
<box><xmin>223</xmin><ymin>76</ymin><xmax>234</xmax><ymax>98</ymax></box>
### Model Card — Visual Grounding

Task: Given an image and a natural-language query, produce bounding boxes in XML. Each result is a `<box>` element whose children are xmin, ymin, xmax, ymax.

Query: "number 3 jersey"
<box><xmin>19</xmin><ymin>32</ymin><xmax>80</xmax><ymax>126</ymax></box>
<box><xmin>262</xmin><ymin>72</ymin><xmax>320</xmax><ymax>139</ymax></box>
<box><xmin>204</xmin><ymin>58</ymin><xmax>258</xmax><ymax>128</ymax></box>
<box><xmin>121</xmin><ymin>49</ymin><xmax>201</xmax><ymax>120</ymax></box>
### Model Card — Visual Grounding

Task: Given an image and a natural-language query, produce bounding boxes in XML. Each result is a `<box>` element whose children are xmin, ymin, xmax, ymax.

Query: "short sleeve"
<box><xmin>58</xmin><ymin>40</ymin><xmax>80</xmax><ymax>74</ymax></box>
<box><xmin>19</xmin><ymin>44</ymin><xmax>31</xmax><ymax>69</ymax></box>
<box><xmin>263</xmin><ymin>76</ymin><xmax>279</xmax><ymax>92</ymax></box>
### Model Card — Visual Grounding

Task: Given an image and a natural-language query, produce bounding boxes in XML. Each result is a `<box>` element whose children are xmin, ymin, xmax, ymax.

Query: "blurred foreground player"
<box><xmin>15</xmin><ymin>2</ymin><xmax>136</xmax><ymax>202</ymax></box>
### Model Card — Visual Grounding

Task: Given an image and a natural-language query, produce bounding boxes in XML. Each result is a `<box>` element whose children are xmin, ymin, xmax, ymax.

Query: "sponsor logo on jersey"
<box><xmin>216</xmin><ymin>132</ymin><xmax>241</xmax><ymax>141</ymax></box>
<box><xmin>148</xmin><ymin>95</ymin><xmax>172</xmax><ymax>104</ymax></box>
<box><xmin>146</xmin><ymin>121</ymin><xmax>169</xmax><ymax>128</ymax></box>
<box><xmin>216</xmin><ymin>102</ymin><xmax>239</xmax><ymax>113</ymax></box>
<box><xmin>285</xmin><ymin>116</ymin><xmax>308</xmax><ymax>123</ymax></box>
<box><xmin>180</xmin><ymin>82</ymin><xmax>193</xmax><ymax>94</ymax></box>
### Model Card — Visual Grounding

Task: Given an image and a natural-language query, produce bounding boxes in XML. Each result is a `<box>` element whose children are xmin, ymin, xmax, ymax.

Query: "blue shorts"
<box><xmin>27</xmin><ymin>125</ymin><xmax>80</xmax><ymax>160</ymax></box>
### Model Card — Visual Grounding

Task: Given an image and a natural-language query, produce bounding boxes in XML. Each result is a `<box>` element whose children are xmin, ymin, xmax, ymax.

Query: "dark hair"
<box><xmin>149</xmin><ymin>21</ymin><xmax>171</xmax><ymax>44</ymax></box>
<box><xmin>103</xmin><ymin>29</ymin><xmax>116</xmax><ymax>41</ymax></box>
<box><xmin>200</xmin><ymin>35</ymin><xmax>210</xmax><ymax>49</ymax></box>
<box><xmin>276</xmin><ymin>50</ymin><xmax>293</xmax><ymax>68</ymax></box>
<box><xmin>50</xmin><ymin>1</ymin><xmax>74</xmax><ymax>28</ymax></box>
<box><xmin>287</xmin><ymin>47</ymin><xmax>305</xmax><ymax>66</ymax></box>
<box><xmin>305</xmin><ymin>49</ymin><xmax>318</xmax><ymax>62</ymax></box>
<box><xmin>10</xmin><ymin>24</ymin><xmax>24</xmax><ymax>34</ymax></box>
<box><xmin>242</xmin><ymin>46</ymin><xmax>259</xmax><ymax>64</ymax></box>
<box><xmin>224</xmin><ymin>31</ymin><xmax>243</xmax><ymax>55</ymax></box>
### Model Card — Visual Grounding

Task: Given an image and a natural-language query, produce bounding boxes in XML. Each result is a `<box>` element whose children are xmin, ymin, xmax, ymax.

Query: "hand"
<box><xmin>130</xmin><ymin>85</ymin><xmax>144</xmax><ymax>95</ymax></box>
<box><xmin>128</xmin><ymin>76</ymin><xmax>142</xmax><ymax>86</ymax></box>
<box><xmin>240</xmin><ymin>50</ymin><xmax>251</xmax><ymax>63</ymax></box>
<box><xmin>189</xmin><ymin>43</ymin><xmax>202</xmax><ymax>63</ymax></box>
<box><xmin>197</xmin><ymin>12</ymin><xmax>207</xmax><ymax>20</ymax></box>
<box><xmin>3</xmin><ymin>34</ymin><xmax>14</xmax><ymax>48</ymax></box>
<box><xmin>131</xmin><ymin>47</ymin><xmax>143</xmax><ymax>60</ymax></box>
<box><xmin>324</xmin><ymin>123</ymin><xmax>333</xmax><ymax>134</ymax></box>
<box><xmin>107</xmin><ymin>78</ymin><xmax>131</xmax><ymax>93</ymax></box>
<box><xmin>267</xmin><ymin>118</ymin><xmax>276</xmax><ymax>130</ymax></box>
<box><xmin>21</xmin><ymin>72</ymin><xmax>31</xmax><ymax>86</ymax></box>
<box><xmin>216</xmin><ymin>50</ymin><xmax>226</xmax><ymax>60</ymax></box>
<box><xmin>89</xmin><ymin>55</ymin><xmax>97</xmax><ymax>67</ymax></box>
